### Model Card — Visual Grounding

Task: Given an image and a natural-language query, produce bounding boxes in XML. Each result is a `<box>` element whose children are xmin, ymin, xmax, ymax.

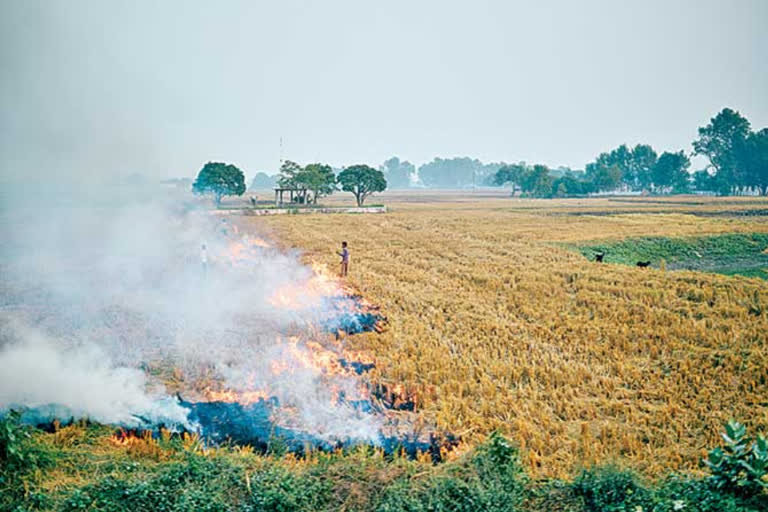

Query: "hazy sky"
<box><xmin>1</xmin><ymin>0</ymin><xmax>766</xmax><ymax>180</ymax></box>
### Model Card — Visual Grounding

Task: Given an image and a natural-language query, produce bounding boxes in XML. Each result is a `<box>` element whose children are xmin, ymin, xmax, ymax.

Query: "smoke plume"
<box><xmin>0</xmin><ymin>183</ymin><xmax>381</xmax><ymax>442</ymax></box>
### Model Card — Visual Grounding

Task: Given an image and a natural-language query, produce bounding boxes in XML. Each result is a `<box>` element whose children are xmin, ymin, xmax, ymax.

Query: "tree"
<box><xmin>742</xmin><ymin>129</ymin><xmax>768</xmax><ymax>195</ymax></box>
<box><xmin>693</xmin><ymin>169</ymin><xmax>715</xmax><ymax>192</ymax></box>
<box><xmin>585</xmin><ymin>162</ymin><xmax>621</xmax><ymax>192</ymax></box>
<box><xmin>337</xmin><ymin>165</ymin><xmax>387</xmax><ymax>206</ymax></box>
<box><xmin>521</xmin><ymin>164</ymin><xmax>553</xmax><ymax>197</ymax></box>
<box><xmin>586</xmin><ymin>144</ymin><xmax>660</xmax><ymax>191</ymax></box>
<box><xmin>380</xmin><ymin>157</ymin><xmax>415</xmax><ymax>189</ymax></box>
<box><xmin>607</xmin><ymin>145</ymin><xmax>633</xmax><ymax>185</ymax></box>
<box><xmin>277</xmin><ymin>160</ymin><xmax>309</xmax><ymax>203</ymax></box>
<box><xmin>277</xmin><ymin>160</ymin><xmax>303</xmax><ymax>187</ymax></box>
<box><xmin>629</xmin><ymin>144</ymin><xmax>658</xmax><ymax>190</ymax></box>
<box><xmin>551</xmin><ymin>174</ymin><xmax>591</xmax><ymax>196</ymax></box>
<box><xmin>192</xmin><ymin>162</ymin><xmax>246</xmax><ymax>205</ymax></box>
<box><xmin>418</xmin><ymin>157</ymin><xmax>483</xmax><ymax>188</ymax></box>
<box><xmin>301</xmin><ymin>163</ymin><xmax>336</xmax><ymax>204</ymax></box>
<box><xmin>494</xmin><ymin>163</ymin><xmax>528</xmax><ymax>189</ymax></box>
<box><xmin>693</xmin><ymin>108</ymin><xmax>751</xmax><ymax>193</ymax></box>
<box><xmin>652</xmin><ymin>151</ymin><xmax>691</xmax><ymax>193</ymax></box>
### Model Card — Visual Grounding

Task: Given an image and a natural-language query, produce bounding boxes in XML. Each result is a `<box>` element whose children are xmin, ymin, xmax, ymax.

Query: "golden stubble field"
<box><xmin>237</xmin><ymin>192</ymin><xmax>768</xmax><ymax>479</ymax></box>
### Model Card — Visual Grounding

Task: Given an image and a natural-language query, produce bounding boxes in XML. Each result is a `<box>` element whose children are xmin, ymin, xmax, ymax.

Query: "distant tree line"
<box><xmin>493</xmin><ymin>108</ymin><xmax>766</xmax><ymax>197</ymax></box>
<box><xmin>375</xmin><ymin>107</ymin><xmax>767</xmax><ymax>197</ymax></box>
<box><xmin>194</xmin><ymin>107</ymin><xmax>766</xmax><ymax>202</ymax></box>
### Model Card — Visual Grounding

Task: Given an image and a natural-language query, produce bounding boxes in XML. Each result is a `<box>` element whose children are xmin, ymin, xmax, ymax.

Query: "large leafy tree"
<box><xmin>494</xmin><ymin>163</ymin><xmax>528</xmax><ymax>189</ymax></box>
<box><xmin>277</xmin><ymin>160</ymin><xmax>303</xmax><ymax>187</ymax></box>
<box><xmin>607</xmin><ymin>145</ymin><xmax>633</xmax><ymax>185</ymax></box>
<box><xmin>589</xmin><ymin>146</ymin><xmax>631</xmax><ymax>186</ymax></box>
<box><xmin>741</xmin><ymin>129</ymin><xmax>768</xmax><ymax>195</ymax></box>
<box><xmin>380</xmin><ymin>157</ymin><xmax>415</xmax><ymax>189</ymax></box>
<box><xmin>337</xmin><ymin>165</ymin><xmax>387</xmax><ymax>206</ymax></box>
<box><xmin>521</xmin><ymin>164</ymin><xmax>553</xmax><ymax>197</ymax></box>
<box><xmin>301</xmin><ymin>163</ymin><xmax>336</xmax><ymax>204</ymax></box>
<box><xmin>693</xmin><ymin>170</ymin><xmax>715</xmax><ymax>192</ymax></box>
<box><xmin>586</xmin><ymin>144</ymin><xmax>659</xmax><ymax>191</ymax></box>
<box><xmin>192</xmin><ymin>162</ymin><xmax>246</xmax><ymax>205</ymax></box>
<box><xmin>277</xmin><ymin>160</ymin><xmax>308</xmax><ymax>202</ymax></box>
<box><xmin>652</xmin><ymin>151</ymin><xmax>691</xmax><ymax>193</ymax></box>
<box><xmin>693</xmin><ymin>108</ymin><xmax>751</xmax><ymax>193</ymax></box>
<box><xmin>551</xmin><ymin>173</ymin><xmax>591</xmax><ymax>197</ymax></box>
<box><xmin>629</xmin><ymin>144</ymin><xmax>658</xmax><ymax>190</ymax></box>
<box><xmin>585</xmin><ymin>162</ymin><xmax>621</xmax><ymax>192</ymax></box>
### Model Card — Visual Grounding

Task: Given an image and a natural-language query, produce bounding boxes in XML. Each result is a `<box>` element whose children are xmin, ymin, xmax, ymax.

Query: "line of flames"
<box><xmin>199</xmin><ymin>231</ymin><xmax>403</xmax><ymax>413</ymax></box>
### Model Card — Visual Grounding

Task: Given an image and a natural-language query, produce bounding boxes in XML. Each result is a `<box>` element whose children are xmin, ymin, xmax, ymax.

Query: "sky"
<box><xmin>1</xmin><ymin>0</ymin><xmax>766</xmax><ymax>181</ymax></box>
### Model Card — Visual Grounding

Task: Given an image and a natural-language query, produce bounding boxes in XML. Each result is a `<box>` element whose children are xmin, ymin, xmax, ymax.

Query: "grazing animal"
<box><xmin>636</xmin><ymin>261</ymin><xmax>651</xmax><ymax>268</ymax></box>
<box><xmin>595</xmin><ymin>252</ymin><xmax>605</xmax><ymax>262</ymax></box>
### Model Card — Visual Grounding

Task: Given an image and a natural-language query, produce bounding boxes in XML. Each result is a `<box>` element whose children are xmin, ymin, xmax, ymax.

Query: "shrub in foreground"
<box><xmin>375</xmin><ymin>432</ymin><xmax>526</xmax><ymax>512</ymax></box>
<box><xmin>703</xmin><ymin>419</ymin><xmax>768</xmax><ymax>498</ymax></box>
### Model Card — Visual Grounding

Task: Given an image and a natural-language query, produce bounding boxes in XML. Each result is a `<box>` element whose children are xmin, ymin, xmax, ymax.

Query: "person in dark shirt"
<box><xmin>337</xmin><ymin>241</ymin><xmax>349</xmax><ymax>277</ymax></box>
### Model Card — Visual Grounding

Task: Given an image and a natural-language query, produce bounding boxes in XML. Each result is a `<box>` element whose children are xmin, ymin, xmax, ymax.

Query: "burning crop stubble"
<box><xmin>254</xmin><ymin>193</ymin><xmax>768</xmax><ymax>478</ymax></box>
<box><xmin>0</xmin><ymin>187</ymin><xmax>430</xmax><ymax>453</ymax></box>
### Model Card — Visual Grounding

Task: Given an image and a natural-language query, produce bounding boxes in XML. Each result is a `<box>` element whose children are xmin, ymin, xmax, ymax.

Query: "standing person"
<box><xmin>337</xmin><ymin>241</ymin><xmax>349</xmax><ymax>277</ymax></box>
<box><xmin>201</xmin><ymin>243</ymin><xmax>208</xmax><ymax>277</ymax></box>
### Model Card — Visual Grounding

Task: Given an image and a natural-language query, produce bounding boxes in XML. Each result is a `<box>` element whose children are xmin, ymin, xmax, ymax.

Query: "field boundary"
<box><xmin>214</xmin><ymin>206</ymin><xmax>387</xmax><ymax>216</ymax></box>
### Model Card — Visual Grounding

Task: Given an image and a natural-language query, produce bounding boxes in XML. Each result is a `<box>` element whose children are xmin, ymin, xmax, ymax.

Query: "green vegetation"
<box><xmin>703</xmin><ymin>420</ymin><xmax>768</xmax><ymax>498</ymax></box>
<box><xmin>486</xmin><ymin>108</ymin><xmax>768</xmax><ymax>197</ymax></box>
<box><xmin>2</xmin><ymin>414</ymin><xmax>767</xmax><ymax>512</ymax></box>
<box><xmin>192</xmin><ymin>162</ymin><xmax>246</xmax><ymax>206</ymax></box>
<box><xmin>575</xmin><ymin>233</ymin><xmax>768</xmax><ymax>278</ymax></box>
<box><xmin>277</xmin><ymin>161</ymin><xmax>337</xmax><ymax>205</ymax></box>
<box><xmin>337</xmin><ymin>165</ymin><xmax>387</xmax><ymax>206</ymax></box>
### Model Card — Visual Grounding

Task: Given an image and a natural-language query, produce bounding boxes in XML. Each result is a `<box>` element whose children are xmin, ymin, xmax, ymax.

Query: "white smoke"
<box><xmin>0</xmin><ymin>323</ymin><xmax>190</xmax><ymax>427</ymax></box>
<box><xmin>0</xmin><ymin>184</ymin><xmax>382</xmax><ymax>442</ymax></box>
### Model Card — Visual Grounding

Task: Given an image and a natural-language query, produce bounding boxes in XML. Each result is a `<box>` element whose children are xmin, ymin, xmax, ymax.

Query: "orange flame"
<box><xmin>203</xmin><ymin>388</ymin><xmax>270</xmax><ymax>404</ymax></box>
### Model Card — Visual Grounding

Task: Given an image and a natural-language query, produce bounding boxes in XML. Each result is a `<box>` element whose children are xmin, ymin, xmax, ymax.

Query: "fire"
<box><xmin>212</xmin><ymin>234</ymin><xmax>274</xmax><ymax>267</ymax></box>
<box><xmin>267</xmin><ymin>261</ymin><xmax>386</xmax><ymax>336</ymax></box>
<box><xmin>204</xmin><ymin>388</ymin><xmax>270</xmax><ymax>404</ymax></box>
<box><xmin>110</xmin><ymin>429</ymin><xmax>144</xmax><ymax>446</ymax></box>
<box><xmin>267</xmin><ymin>337</ymin><xmax>372</xmax><ymax>380</ymax></box>
<box><xmin>197</xmin><ymin>336</ymin><xmax>377</xmax><ymax>407</ymax></box>
<box><xmin>174</xmin><ymin>225</ymin><xmax>444</xmax><ymax>452</ymax></box>
<box><xmin>269</xmin><ymin>261</ymin><xmax>346</xmax><ymax>310</ymax></box>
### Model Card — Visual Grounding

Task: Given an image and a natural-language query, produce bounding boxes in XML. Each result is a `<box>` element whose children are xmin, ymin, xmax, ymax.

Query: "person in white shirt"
<box><xmin>201</xmin><ymin>243</ymin><xmax>208</xmax><ymax>276</ymax></box>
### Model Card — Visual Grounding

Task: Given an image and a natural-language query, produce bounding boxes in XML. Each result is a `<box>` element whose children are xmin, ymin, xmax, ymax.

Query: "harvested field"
<box><xmin>238</xmin><ymin>192</ymin><xmax>768</xmax><ymax>478</ymax></box>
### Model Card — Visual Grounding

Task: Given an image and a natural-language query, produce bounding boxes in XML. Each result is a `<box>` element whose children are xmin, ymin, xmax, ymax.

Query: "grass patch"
<box><xmin>3</xmin><ymin>417</ymin><xmax>768</xmax><ymax>511</ymax></box>
<box><xmin>574</xmin><ymin>233</ymin><xmax>768</xmax><ymax>278</ymax></box>
<box><xmin>2</xmin><ymin>420</ymin><xmax>529</xmax><ymax>512</ymax></box>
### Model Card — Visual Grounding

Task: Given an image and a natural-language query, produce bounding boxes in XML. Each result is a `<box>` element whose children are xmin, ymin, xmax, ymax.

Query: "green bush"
<box><xmin>1</xmin><ymin>410</ymin><xmax>52</xmax><ymax>474</ymax></box>
<box><xmin>703</xmin><ymin>420</ymin><xmax>768</xmax><ymax>498</ymax></box>
<box><xmin>656</xmin><ymin>476</ymin><xmax>759</xmax><ymax>512</ymax></box>
<box><xmin>572</xmin><ymin>465</ymin><xmax>653</xmax><ymax>512</ymax></box>
<box><xmin>59</xmin><ymin>454</ymin><xmax>332</xmax><ymax>512</ymax></box>
<box><xmin>248</xmin><ymin>465</ymin><xmax>332</xmax><ymax>512</ymax></box>
<box><xmin>0</xmin><ymin>412</ymin><xmax>55</xmax><ymax>511</ymax></box>
<box><xmin>60</xmin><ymin>455</ymin><xmax>245</xmax><ymax>512</ymax></box>
<box><xmin>374</xmin><ymin>432</ymin><xmax>525</xmax><ymax>512</ymax></box>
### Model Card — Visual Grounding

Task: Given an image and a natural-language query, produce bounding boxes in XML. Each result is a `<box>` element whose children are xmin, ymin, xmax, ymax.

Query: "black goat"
<box><xmin>636</xmin><ymin>261</ymin><xmax>651</xmax><ymax>268</ymax></box>
<box><xmin>595</xmin><ymin>252</ymin><xmax>605</xmax><ymax>262</ymax></box>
